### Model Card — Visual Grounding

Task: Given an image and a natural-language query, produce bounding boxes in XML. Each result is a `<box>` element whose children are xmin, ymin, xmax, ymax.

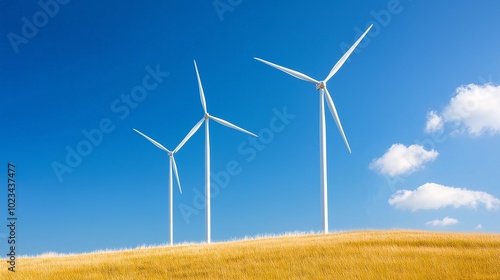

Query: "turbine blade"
<box><xmin>324</xmin><ymin>88</ymin><xmax>351</xmax><ymax>153</ymax></box>
<box><xmin>324</xmin><ymin>24</ymin><xmax>373</xmax><ymax>83</ymax></box>
<box><xmin>174</xmin><ymin>118</ymin><xmax>205</xmax><ymax>153</ymax></box>
<box><xmin>194</xmin><ymin>60</ymin><xmax>208</xmax><ymax>114</ymax></box>
<box><xmin>210</xmin><ymin>115</ymin><xmax>257</xmax><ymax>137</ymax></box>
<box><xmin>254</xmin><ymin>57</ymin><xmax>319</xmax><ymax>84</ymax></box>
<box><xmin>171</xmin><ymin>155</ymin><xmax>182</xmax><ymax>194</ymax></box>
<box><xmin>133</xmin><ymin>128</ymin><xmax>171</xmax><ymax>153</ymax></box>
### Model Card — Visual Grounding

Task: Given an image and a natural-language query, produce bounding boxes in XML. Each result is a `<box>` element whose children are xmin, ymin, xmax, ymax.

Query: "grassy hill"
<box><xmin>1</xmin><ymin>230</ymin><xmax>499</xmax><ymax>279</ymax></box>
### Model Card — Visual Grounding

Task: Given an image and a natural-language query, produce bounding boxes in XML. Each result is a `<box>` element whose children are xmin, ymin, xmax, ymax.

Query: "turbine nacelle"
<box><xmin>254</xmin><ymin>23</ymin><xmax>372</xmax><ymax>234</ymax></box>
<box><xmin>133</xmin><ymin>128</ymin><xmax>191</xmax><ymax>194</ymax></box>
<box><xmin>254</xmin><ymin>24</ymin><xmax>373</xmax><ymax>155</ymax></box>
<box><xmin>193</xmin><ymin>60</ymin><xmax>258</xmax><ymax>244</ymax></box>
<box><xmin>133</xmin><ymin>127</ymin><xmax>191</xmax><ymax>245</ymax></box>
<box><xmin>316</xmin><ymin>81</ymin><xmax>326</xmax><ymax>90</ymax></box>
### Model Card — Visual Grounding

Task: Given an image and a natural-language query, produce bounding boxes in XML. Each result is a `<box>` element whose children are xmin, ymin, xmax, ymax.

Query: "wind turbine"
<box><xmin>254</xmin><ymin>24</ymin><xmax>373</xmax><ymax>233</ymax></box>
<box><xmin>133</xmin><ymin>128</ymin><xmax>195</xmax><ymax>246</ymax></box>
<box><xmin>182</xmin><ymin>60</ymin><xmax>257</xmax><ymax>244</ymax></box>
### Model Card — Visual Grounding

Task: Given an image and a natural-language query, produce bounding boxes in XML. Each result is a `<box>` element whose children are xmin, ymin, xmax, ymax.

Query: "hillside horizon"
<box><xmin>2</xmin><ymin>230</ymin><xmax>499</xmax><ymax>279</ymax></box>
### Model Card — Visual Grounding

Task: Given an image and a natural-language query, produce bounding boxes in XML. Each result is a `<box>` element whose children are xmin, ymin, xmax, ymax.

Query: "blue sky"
<box><xmin>1</xmin><ymin>0</ymin><xmax>500</xmax><ymax>256</ymax></box>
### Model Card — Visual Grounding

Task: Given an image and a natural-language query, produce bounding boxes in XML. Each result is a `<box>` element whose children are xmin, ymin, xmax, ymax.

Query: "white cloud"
<box><xmin>389</xmin><ymin>182</ymin><xmax>500</xmax><ymax>211</ymax></box>
<box><xmin>427</xmin><ymin>83</ymin><xmax>500</xmax><ymax>136</ymax></box>
<box><xmin>369</xmin><ymin>144</ymin><xmax>438</xmax><ymax>177</ymax></box>
<box><xmin>425</xmin><ymin>110</ymin><xmax>444</xmax><ymax>133</ymax></box>
<box><xmin>475</xmin><ymin>224</ymin><xmax>483</xmax><ymax>230</ymax></box>
<box><xmin>426</xmin><ymin>216</ymin><xmax>459</xmax><ymax>227</ymax></box>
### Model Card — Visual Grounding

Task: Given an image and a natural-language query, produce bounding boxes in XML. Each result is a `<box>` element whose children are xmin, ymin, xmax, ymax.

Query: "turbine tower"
<box><xmin>133</xmin><ymin>128</ymin><xmax>195</xmax><ymax>245</ymax></box>
<box><xmin>254</xmin><ymin>24</ymin><xmax>372</xmax><ymax>233</ymax></box>
<box><xmin>183</xmin><ymin>60</ymin><xmax>257</xmax><ymax>244</ymax></box>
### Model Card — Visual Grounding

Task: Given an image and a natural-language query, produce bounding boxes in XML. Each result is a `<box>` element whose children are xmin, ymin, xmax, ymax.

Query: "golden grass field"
<box><xmin>1</xmin><ymin>230</ymin><xmax>499</xmax><ymax>279</ymax></box>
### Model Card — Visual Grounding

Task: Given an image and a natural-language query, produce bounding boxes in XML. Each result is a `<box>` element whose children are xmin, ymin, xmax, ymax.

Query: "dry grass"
<box><xmin>1</xmin><ymin>230</ymin><xmax>499</xmax><ymax>279</ymax></box>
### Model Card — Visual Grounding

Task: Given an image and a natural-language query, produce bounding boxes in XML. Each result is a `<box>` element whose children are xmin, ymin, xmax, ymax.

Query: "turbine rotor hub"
<box><xmin>316</xmin><ymin>81</ymin><xmax>326</xmax><ymax>90</ymax></box>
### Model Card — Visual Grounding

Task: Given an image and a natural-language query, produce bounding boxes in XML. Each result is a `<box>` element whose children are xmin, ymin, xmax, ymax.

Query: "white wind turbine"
<box><xmin>254</xmin><ymin>24</ymin><xmax>373</xmax><ymax>233</ymax></box>
<box><xmin>133</xmin><ymin>128</ymin><xmax>195</xmax><ymax>246</ymax></box>
<box><xmin>182</xmin><ymin>60</ymin><xmax>257</xmax><ymax>244</ymax></box>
